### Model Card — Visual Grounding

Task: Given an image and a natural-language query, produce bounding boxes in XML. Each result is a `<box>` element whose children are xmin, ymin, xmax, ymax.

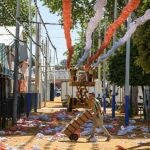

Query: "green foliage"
<box><xmin>41</xmin><ymin>0</ymin><xmax>125</xmax><ymax>29</ymax></box>
<box><xmin>60</xmin><ymin>59</ymin><xmax>67</xmax><ymax>66</ymax></box>
<box><xmin>133</xmin><ymin>0</ymin><xmax>150</xmax><ymax>73</ymax></box>
<box><xmin>41</xmin><ymin>0</ymin><xmax>150</xmax><ymax>85</ymax></box>
<box><xmin>108</xmin><ymin>48</ymin><xmax>125</xmax><ymax>86</ymax></box>
<box><xmin>0</xmin><ymin>0</ymin><xmax>35</xmax><ymax>41</ymax></box>
<box><xmin>71</xmin><ymin>37</ymin><xmax>85</xmax><ymax>65</ymax></box>
<box><xmin>133</xmin><ymin>21</ymin><xmax>150</xmax><ymax>73</ymax></box>
<box><xmin>0</xmin><ymin>0</ymin><xmax>35</xmax><ymax>26</ymax></box>
<box><xmin>108</xmin><ymin>42</ymin><xmax>150</xmax><ymax>86</ymax></box>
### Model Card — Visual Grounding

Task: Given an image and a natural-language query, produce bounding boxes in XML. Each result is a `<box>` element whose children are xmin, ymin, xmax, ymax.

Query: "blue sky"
<box><xmin>37</xmin><ymin>1</ymin><xmax>79</xmax><ymax>65</ymax></box>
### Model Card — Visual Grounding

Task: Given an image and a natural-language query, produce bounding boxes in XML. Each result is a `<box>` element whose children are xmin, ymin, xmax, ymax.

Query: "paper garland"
<box><xmin>76</xmin><ymin>0</ymin><xmax>107</xmax><ymax>67</ymax></box>
<box><xmin>85</xmin><ymin>0</ymin><xmax>141</xmax><ymax>69</ymax></box>
<box><xmin>62</xmin><ymin>0</ymin><xmax>73</xmax><ymax>68</ymax></box>
<box><xmin>93</xmin><ymin>9</ymin><xmax>150</xmax><ymax>67</ymax></box>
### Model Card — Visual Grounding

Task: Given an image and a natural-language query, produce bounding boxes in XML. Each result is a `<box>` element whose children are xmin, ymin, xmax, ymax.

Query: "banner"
<box><xmin>77</xmin><ymin>0</ymin><xmax>107</xmax><ymax>67</ymax></box>
<box><xmin>62</xmin><ymin>0</ymin><xmax>73</xmax><ymax>68</ymax></box>
<box><xmin>86</xmin><ymin>0</ymin><xmax>141</xmax><ymax>68</ymax></box>
<box><xmin>93</xmin><ymin>9</ymin><xmax>150</xmax><ymax>67</ymax></box>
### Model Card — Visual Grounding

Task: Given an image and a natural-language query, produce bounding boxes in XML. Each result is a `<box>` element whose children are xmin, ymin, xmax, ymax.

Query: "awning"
<box><xmin>0</xmin><ymin>26</ymin><xmax>23</xmax><ymax>46</ymax></box>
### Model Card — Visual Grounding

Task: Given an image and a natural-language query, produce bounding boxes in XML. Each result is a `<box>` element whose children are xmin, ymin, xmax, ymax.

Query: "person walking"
<box><xmin>87</xmin><ymin>92</ymin><xmax>111</xmax><ymax>142</ymax></box>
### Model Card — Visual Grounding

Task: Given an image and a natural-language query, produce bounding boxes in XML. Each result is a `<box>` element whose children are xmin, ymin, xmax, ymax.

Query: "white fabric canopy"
<box><xmin>0</xmin><ymin>26</ymin><xmax>23</xmax><ymax>46</ymax></box>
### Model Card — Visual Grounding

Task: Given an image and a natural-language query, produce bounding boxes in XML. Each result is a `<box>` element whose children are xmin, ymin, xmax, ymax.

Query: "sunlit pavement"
<box><xmin>2</xmin><ymin>97</ymin><xmax>150</xmax><ymax>150</ymax></box>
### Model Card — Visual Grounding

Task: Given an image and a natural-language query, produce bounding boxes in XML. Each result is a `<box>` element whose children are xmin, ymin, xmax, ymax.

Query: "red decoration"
<box><xmin>86</xmin><ymin>0</ymin><xmax>141</xmax><ymax>67</ymax></box>
<box><xmin>62</xmin><ymin>0</ymin><xmax>74</xmax><ymax>68</ymax></box>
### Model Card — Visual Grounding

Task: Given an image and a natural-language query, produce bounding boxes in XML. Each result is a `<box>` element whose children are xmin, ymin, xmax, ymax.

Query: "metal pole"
<box><xmin>41</xmin><ymin>40</ymin><xmax>45</xmax><ymax>105</ymax></box>
<box><xmin>112</xmin><ymin>0</ymin><xmax>117</xmax><ymax>119</ymax></box>
<box><xmin>35</xmin><ymin>4</ymin><xmax>41</xmax><ymax>107</ymax></box>
<box><xmin>46</xmin><ymin>39</ymin><xmax>50</xmax><ymax>101</ymax></box>
<box><xmin>13</xmin><ymin>0</ymin><xmax>20</xmax><ymax>124</ymax></box>
<box><xmin>103</xmin><ymin>58</ymin><xmax>106</xmax><ymax>113</ymax></box>
<box><xmin>98</xmin><ymin>23</ymin><xmax>102</xmax><ymax>90</ymax></box>
<box><xmin>103</xmin><ymin>23</ymin><xmax>107</xmax><ymax>113</ymax></box>
<box><xmin>44</xmin><ymin>38</ymin><xmax>48</xmax><ymax>106</ymax></box>
<box><xmin>49</xmin><ymin>45</ymin><xmax>51</xmax><ymax>101</ymax></box>
<box><xmin>125</xmin><ymin>14</ymin><xmax>131</xmax><ymax>126</ymax></box>
<box><xmin>28</xmin><ymin>0</ymin><xmax>32</xmax><ymax>92</ymax></box>
<box><xmin>53</xmin><ymin>51</ymin><xmax>56</xmax><ymax>99</ymax></box>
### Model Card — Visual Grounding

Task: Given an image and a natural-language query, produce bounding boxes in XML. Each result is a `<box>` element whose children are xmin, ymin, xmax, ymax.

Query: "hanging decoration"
<box><xmin>85</xmin><ymin>0</ymin><xmax>141</xmax><ymax>69</ymax></box>
<box><xmin>62</xmin><ymin>0</ymin><xmax>73</xmax><ymax>69</ymax></box>
<box><xmin>93</xmin><ymin>9</ymin><xmax>150</xmax><ymax>67</ymax></box>
<box><xmin>76</xmin><ymin>0</ymin><xmax>107</xmax><ymax>67</ymax></box>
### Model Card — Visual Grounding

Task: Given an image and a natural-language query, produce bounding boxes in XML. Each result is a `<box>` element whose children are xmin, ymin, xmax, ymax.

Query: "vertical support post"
<box><xmin>13</xmin><ymin>0</ymin><xmax>20</xmax><ymax>124</ymax></box>
<box><xmin>103</xmin><ymin>22</ymin><xmax>107</xmax><ymax>113</ymax></box>
<box><xmin>44</xmin><ymin>38</ymin><xmax>48</xmax><ymax>106</ymax></box>
<box><xmin>103</xmin><ymin>58</ymin><xmax>106</xmax><ymax>113</ymax></box>
<box><xmin>53</xmin><ymin>51</ymin><xmax>56</xmax><ymax>99</ymax></box>
<box><xmin>112</xmin><ymin>0</ymin><xmax>117</xmax><ymax>118</ymax></box>
<box><xmin>35</xmin><ymin>7</ymin><xmax>41</xmax><ymax>107</ymax></box>
<box><xmin>112</xmin><ymin>85</ymin><xmax>116</xmax><ymax>118</ymax></box>
<box><xmin>35</xmin><ymin>27</ymin><xmax>40</xmax><ymax>90</ymax></box>
<box><xmin>46</xmin><ymin>39</ymin><xmax>50</xmax><ymax>101</ymax></box>
<box><xmin>98</xmin><ymin>23</ymin><xmax>102</xmax><ymax>95</ymax></box>
<box><xmin>28</xmin><ymin>0</ymin><xmax>32</xmax><ymax>92</ymax></box>
<box><xmin>41</xmin><ymin>40</ymin><xmax>45</xmax><ymax>104</ymax></box>
<box><xmin>125</xmin><ymin>14</ymin><xmax>131</xmax><ymax>126</ymax></box>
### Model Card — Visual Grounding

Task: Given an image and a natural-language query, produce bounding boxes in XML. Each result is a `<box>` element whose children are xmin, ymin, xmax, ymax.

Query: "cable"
<box><xmin>1</xmin><ymin>1</ymin><xmax>55</xmax><ymax>71</ymax></box>
<box><xmin>33</xmin><ymin>0</ymin><xmax>59</xmax><ymax>65</ymax></box>
<box><xmin>2</xmin><ymin>24</ymin><xmax>55</xmax><ymax>74</ymax></box>
<box><xmin>4</xmin><ymin>26</ymin><xmax>26</xmax><ymax>43</ymax></box>
<box><xmin>1</xmin><ymin>1</ymin><xmax>46</xmax><ymax>59</ymax></box>
<box><xmin>20</xmin><ymin>20</ymin><xmax>63</xmax><ymax>26</ymax></box>
<box><xmin>2</xmin><ymin>25</ymin><xmax>40</xmax><ymax>65</ymax></box>
<box><xmin>22</xmin><ymin>23</ymin><xmax>46</xmax><ymax>58</ymax></box>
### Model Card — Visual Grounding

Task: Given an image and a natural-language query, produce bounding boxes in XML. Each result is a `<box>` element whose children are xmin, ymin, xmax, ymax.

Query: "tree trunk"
<box><xmin>120</xmin><ymin>86</ymin><xmax>125</xmax><ymax>113</ymax></box>
<box><xmin>131</xmin><ymin>86</ymin><xmax>138</xmax><ymax>116</ymax></box>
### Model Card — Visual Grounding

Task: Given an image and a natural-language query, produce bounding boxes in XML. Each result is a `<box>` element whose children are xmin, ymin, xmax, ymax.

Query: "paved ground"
<box><xmin>1</xmin><ymin>97</ymin><xmax>150</xmax><ymax>150</ymax></box>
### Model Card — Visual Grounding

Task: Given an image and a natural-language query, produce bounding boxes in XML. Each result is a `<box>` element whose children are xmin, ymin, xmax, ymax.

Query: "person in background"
<box><xmin>87</xmin><ymin>92</ymin><xmax>111</xmax><ymax>142</ymax></box>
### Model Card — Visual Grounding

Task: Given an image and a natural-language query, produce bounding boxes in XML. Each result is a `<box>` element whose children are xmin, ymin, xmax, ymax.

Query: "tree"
<box><xmin>60</xmin><ymin>59</ymin><xmax>67</xmax><ymax>66</ymax></box>
<box><xmin>41</xmin><ymin>0</ymin><xmax>125</xmax><ymax>29</ymax></box>
<box><xmin>133</xmin><ymin>0</ymin><xmax>150</xmax><ymax>73</ymax></box>
<box><xmin>108</xmin><ymin>42</ymin><xmax>150</xmax><ymax>86</ymax></box>
<box><xmin>108</xmin><ymin>41</ymin><xmax>150</xmax><ymax>115</ymax></box>
<box><xmin>0</xmin><ymin>0</ymin><xmax>35</xmax><ymax>26</ymax></box>
<box><xmin>0</xmin><ymin>0</ymin><xmax>35</xmax><ymax>41</ymax></box>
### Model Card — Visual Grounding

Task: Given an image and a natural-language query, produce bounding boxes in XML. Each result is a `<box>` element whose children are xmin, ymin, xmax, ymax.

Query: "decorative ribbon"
<box><xmin>93</xmin><ymin>9</ymin><xmax>150</xmax><ymax>67</ymax></box>
<box><xmin>85</xmin><ymin>0</ymin><xmax>141</xmax><ymax>69</ymax></box>
<box><xmin>62</xmin><ymin>0</ymin><xmax>73</xmax><ymax>68</ymax></box>
<box><xmin>76</xmin><ymin>0</ymin><xmax>107</xmax><ymax>67</ymax></box>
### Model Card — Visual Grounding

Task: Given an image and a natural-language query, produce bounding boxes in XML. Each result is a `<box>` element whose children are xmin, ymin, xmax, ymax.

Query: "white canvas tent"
<box><xmin>0</xmin><ymin>26</ymin><xmax>24</xmax><ymax>46</ymax></box>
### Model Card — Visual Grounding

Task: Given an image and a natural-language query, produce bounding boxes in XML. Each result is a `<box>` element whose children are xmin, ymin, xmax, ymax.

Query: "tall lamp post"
<box><xmin>112</xmin><ymin>0</ymin><xmax>117</xmax><ymax>118</ymax></box>
<box><xmin>13</xmin><ymin>0</ymin><xmax>20</xmax><ymax>124</ymax></box>
<box><xmin>125</xmin><ymin>0</ymin><xmax>131</xmax><ymax>126</ymax></box>
<box><xmin>28</xmin><ymin>0</ymin><xmax>32</xmax><ymax>92</ymax></box>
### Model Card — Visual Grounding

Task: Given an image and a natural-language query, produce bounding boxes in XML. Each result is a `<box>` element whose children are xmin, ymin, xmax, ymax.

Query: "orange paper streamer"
<box><xmin>62</xmin><ymin>0</ymin><xmax>73</xmax><ymax>68</ymax></box>
<box><xmin>86</xmin><ymin>0</ymin><xmax>141</xmax><ymax>68</ymax></box>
